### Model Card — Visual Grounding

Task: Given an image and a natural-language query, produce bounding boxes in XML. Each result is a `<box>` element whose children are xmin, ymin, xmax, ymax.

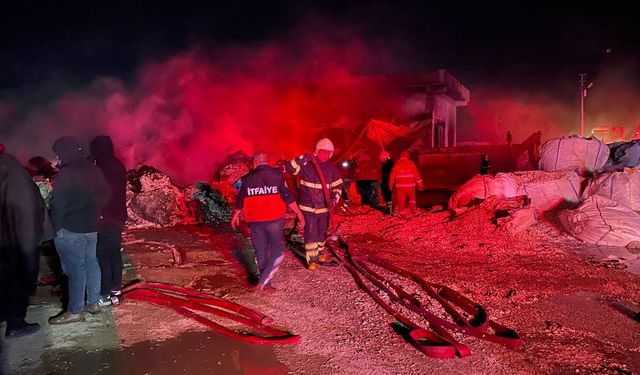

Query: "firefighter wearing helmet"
<box><xmin>285</xmin><ymin>138</ymin><xmax>343</xmax><ymax>269</ymax></box>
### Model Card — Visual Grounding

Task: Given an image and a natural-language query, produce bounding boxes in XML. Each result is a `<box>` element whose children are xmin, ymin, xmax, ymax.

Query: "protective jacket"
<box><xmin>389</xmin><ymin>157</ymin><xmax>423</xmax><ymax>190</ymax></box>
<box><xmin>285</xmin><ymin>154</ymin><xmax>343</xmax><ymax>214</ymax></box>
<box><xmin>235</xmin><ymin>165</ymin><xmax>295</xmax><ymax>222</ymax></box>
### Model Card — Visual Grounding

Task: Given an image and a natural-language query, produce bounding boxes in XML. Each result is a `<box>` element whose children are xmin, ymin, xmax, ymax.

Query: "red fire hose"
<box><xmin>121</xmin><ymin>281</ymin><xmax>299</xmax><ymax>345</ymax></box>
<box><xmin>328</xmin><ymin>239</ymin><xmax>523</xmax><ymax>358</ymax></box>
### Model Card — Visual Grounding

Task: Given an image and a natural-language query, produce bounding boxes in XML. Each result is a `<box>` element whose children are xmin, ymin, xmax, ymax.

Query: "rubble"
<box><xmin>126</xmin><ymin>165</ymin><xmax>193</xmax><ymax>228</ymax></box>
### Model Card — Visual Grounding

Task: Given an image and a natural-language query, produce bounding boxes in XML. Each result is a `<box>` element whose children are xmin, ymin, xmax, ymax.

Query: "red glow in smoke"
<box><xmin>460</xmin><ymin>87</ymin><xmax>574</xmax><ymax>144</ymax></box>
<box><xmin>2</xmin><ymin>40</ymin><xmax>398</xmax><ymax>184</ymax></box>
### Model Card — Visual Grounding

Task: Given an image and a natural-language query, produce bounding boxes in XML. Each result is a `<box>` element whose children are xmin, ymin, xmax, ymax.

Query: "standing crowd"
<box><xmin>0</xmin><ymin>135</ymin><xmax>126</xmax><ymax>338</ymax></box>
<box><xmin>1</xmin><ymin>134</ymin><xmax>423</xmax><ymax>338</ymax></box>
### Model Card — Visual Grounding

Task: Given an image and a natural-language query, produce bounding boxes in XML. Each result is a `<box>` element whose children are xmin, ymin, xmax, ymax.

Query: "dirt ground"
<box><xmin>3</xmin><ymin>203</ymin><xmax>640</xmax><ymax>374</ymax></box>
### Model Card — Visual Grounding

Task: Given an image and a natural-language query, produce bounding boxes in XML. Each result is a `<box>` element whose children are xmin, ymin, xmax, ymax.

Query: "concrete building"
<box><xmin>381</xmin><ymin>69</ymin><xmax>471</xmax><ymax>148</ymax></box>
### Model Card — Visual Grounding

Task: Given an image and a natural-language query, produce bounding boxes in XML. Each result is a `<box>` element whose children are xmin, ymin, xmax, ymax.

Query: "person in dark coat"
<box><xmin>49</xmin><ymin>136</ymin><xmax>111</xmax><ymax>324</ymax></box>
<box><xmin>379</xmin><ymin>151</ymin><xmax>394</xmax><ymax>214</ymax></box>
<box><xmin>0</xmin><ymin>153</ymin><xmax>45</xmax><ymax>338</ymax></box>
<box><xmin>89</xmin><ymin>135</ymin><xmax>127</xmax><ymax>305</ymax></box>
<box><xmin>480</xmin><ymin>154</ymin><xmax>491</xmax><ymax>175</ymax></box>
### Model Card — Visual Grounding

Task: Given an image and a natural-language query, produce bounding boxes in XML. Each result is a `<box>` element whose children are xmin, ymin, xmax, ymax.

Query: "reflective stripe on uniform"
<box><xmin>300</xmin><ymin>178</ymin><xmax>343</xmax><ymax>189</ymax></box>
<box><xmin>290</xmin><ymin>159</ymin><xmax>301</xmax><ymax>175</ymax></box>
<box><xmin>299</xmin><ymin>204</ymin><xmax>329</xmax><ymax>214</ymax></box>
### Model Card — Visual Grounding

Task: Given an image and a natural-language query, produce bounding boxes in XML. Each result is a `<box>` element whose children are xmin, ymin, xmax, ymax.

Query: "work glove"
<box><xmin>330</xmin><ymin>192</ymin><xmax>341</xmax><ymax>208</ymax></box>
<box><xmin>297</xmin><ymin>153</ymin><xmax>312</xmax><ymax>164</ymax></box>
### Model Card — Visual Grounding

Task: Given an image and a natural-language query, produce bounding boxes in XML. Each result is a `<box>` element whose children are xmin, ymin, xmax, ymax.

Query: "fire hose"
<box><xmin>328</xmin><ymin>239</ymin><xmax>523</xmax><ymax>358</ymax></box>
<box><xmin>121</xmin><ymin>281</ymin><xmax>300</xmax><ymax>345</ymax></box>
<box><xmin>295</xmin><ymin>154</ymin><xmax>522</xmax><ymax>357</ymax></box>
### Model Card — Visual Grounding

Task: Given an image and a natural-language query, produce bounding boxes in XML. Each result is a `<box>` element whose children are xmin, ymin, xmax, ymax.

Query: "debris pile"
<box><xmin>126</xmin><ymin>165</ymin><xmax>193</xmax><ymax>228</ymax></box>
<box><xmin>451</xmin><ymin>136</ymin><xmax>640</xmax><ymax>248</ymax></box>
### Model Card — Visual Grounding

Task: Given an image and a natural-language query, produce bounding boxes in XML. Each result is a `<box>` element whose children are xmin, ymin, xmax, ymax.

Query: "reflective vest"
<box><xmin>235</xmin><ymin>165</ymin><xmax>294</xmax><ymax>222</ymax></box>
<box><xmin>285</xmin><ymin>154</ymin><xmax>343</xmax><ymax>214</ymax></box>
<box><xmin>389</xmin><ymin>158</ymin><xmax>422</xmax><ymax>190</ymax></box>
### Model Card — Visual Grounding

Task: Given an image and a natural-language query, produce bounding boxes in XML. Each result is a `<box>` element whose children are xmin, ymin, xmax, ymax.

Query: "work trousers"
<box><xmin>97</xmin><ymin>229</ymin><xmax>123</xmax><ymax>297</ymax></box>
<box><xmin>394</xmin><ymin>187</ymin><xmax>417</xmax><ymax>213</ymax></box>
<box><xmin>302</xmin><ymin>211</ymin><xmax>329</xmax><ymax>262</ymax></box>
<box><xmin>54</xmin><ymin>229</ymin><xmax>100</xmax><ymax>313</ymax></box>
<box><xmin>248</xmin><ymin>218</ymin><xmax>285</xmax><ymax>287</ymax></box>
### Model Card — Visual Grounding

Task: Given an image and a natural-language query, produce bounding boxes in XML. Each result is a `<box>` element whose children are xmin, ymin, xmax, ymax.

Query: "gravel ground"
<box><xmin>114</xmin><ymin>201</ymin><xmax>640</xmax><ymax>374</ymax></box>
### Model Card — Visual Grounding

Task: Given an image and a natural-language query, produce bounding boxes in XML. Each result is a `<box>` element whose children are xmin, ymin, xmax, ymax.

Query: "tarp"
<box><xmin>559</xmin><ymin>195</ymin><xmax>640</xmax><ymax>248</ymax></box>
<box><xmin>603</xmin><ymin>141</ymin><xmax>640</xmax><ymax>172</ymax></box>
<box><xmin>365</xmin><ymin>119</ymin><xmax>423</xmax><ymax>145</ymax></box>
<box><xmin>539</xmin><ymin>136</ymin><xmax>609</xmax><ymax>174</ymax></box>
<box><xmin>582</xmin><ymin>168</ymin><xmax>640</xmax><ymax>211</ymax></box>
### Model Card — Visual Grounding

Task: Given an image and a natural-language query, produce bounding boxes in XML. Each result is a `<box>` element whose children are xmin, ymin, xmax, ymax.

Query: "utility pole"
<box><xmin>579</xmin><ymin>73</ymin><xmax>593</xmax><ymax>137</ymax></box>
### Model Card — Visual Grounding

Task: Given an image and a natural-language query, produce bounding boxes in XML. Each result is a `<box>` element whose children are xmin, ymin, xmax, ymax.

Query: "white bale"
<box><xmin>559</xmin><ymin>195</ymin><xmax>640</xmax><ymax>247</ymax></box>
<box><xmin>514</xmin><ymin>170</ymin><xmax>582</xmax><ymax>215</ymax></box>
<box><xmin>539</xmin><ymin>136</ymin><xmax>609</xmax><ymax>173</ymax></box>
<box><xmin>582</xmin><ymin>168</ymin><xmax>640</xmax><ymax>211</ymax></box>
<box><xmin>449</xmin><ymin>173</ymin><xmax>517</xmax><ymax>210</ymax></box>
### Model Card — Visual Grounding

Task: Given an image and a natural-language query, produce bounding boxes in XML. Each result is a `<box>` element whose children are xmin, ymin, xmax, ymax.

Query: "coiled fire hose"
<box><xmin>122</xmin><ymin>281</ymin><xmax>300</xmax><ymax>345</ymax></box>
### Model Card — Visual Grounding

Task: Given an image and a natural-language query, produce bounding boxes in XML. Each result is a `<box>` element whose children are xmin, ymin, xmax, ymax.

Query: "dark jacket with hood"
<box><xmin>51</xmin><ymin>136</ymin><xmax>111</xmax><ymax>233</ymax></box>
<box><xmin>0</xmin><ymin>153</ymin><xmax>45</xmax><ymax>286</ymax></box>
<box><xmin>89</xmin><ymin>136</ymin><xmax>127</xmax><ymax>230</ymax></box>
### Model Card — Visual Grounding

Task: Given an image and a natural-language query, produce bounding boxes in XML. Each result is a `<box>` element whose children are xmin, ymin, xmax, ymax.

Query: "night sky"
<box><xmin>2</xmin><ymin>1</ymin><xmax>639</xmax><ymax>92</ymax></box>
<box><xmin>1</xmin><ymin>0</ymin><xmax>640</xmax><ymax>176</ymax></box>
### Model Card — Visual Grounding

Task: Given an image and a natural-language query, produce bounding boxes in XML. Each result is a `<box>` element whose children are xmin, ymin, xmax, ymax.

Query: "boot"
<box><xmin>317</xmin><ymin>241</ymin><xmax>327</xmax><ymax>263</ymax></box>
<box><xmin>304</xmin><ymin>242</ymin><xmax>318</xmax><ymax>270</ymax></box>
<box><xmin>5</xmin><ymin>320</ymin><xmax>40</xmax><ymax>338</ymax></box>
<box><xmin>49</xmin><ymin>311</ymin><xmax>85</xmax><ymax>325</ymax></box>
<box><xmin>84</xmin><ymin>303</ymin><xmax>101</xmax><ymax>315</ymax></box>
<box><xmin>307</xmin><ymin>258</ymin><xmax>318</xmax><ymax>270</ymax></box>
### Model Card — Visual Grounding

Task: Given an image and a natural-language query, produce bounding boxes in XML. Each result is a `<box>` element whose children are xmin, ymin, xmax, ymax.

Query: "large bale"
<box><xmin>514</xmin><ymin>170</ymin><xmax>582</xmax><ymax>215</ymax></box>
<box><xmin>582</xmin><ymin>168</ymin><xmax>640</xmax><ymax>211</ymax></box>
<box><xmin>539</xmin><ymin>136</ymin><xmax>609</xmax><ymax>174</ymax></box>
<box><xmin>448</xmin><ymin>173</ymin><xmax>517</xmax><ymax>210</ymax></box>
<box><xmin>126</xmin><ymin>166</ymin><xmax>191</xmax><ymax>228</ymax></box>
<box><xmin>559</xmin><ymin>195</ymin><xmax>640</xmax><ymax>247</ymax></box>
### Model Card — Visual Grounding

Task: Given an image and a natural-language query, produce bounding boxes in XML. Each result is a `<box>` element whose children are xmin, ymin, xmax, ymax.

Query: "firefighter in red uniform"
<box><xmin>232</xmin><ymin>151</ymin><xmax>304</xmax><ymax>291</ymax></box>
<box><xmin>389</xmin><ymin>151</ymin><xmax>423</xmax><ymax>217</ymax></box>
<box><xmin>285</xmin><ymin>138</ymin><xmax>343</xmax><ymax>270</ymax></box>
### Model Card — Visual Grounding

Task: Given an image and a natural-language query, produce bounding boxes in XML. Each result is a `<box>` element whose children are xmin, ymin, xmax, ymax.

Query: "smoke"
<box><xmin>2</xmin><ymin>21</ymin><xmax>639</xmax><ymax>184</ymax></box>
<box><xmin>0</xmin><ymin>34</ymin><xmax>398</xmax><ymax>184</ymax></box>
<box><xmin>459</xmin><ymin>57</ymin><xmax>640</xmax><ymax>144</ymax></box>
<box><xmin>459</xmin><ymin>86</ymin><xmax>575</xmax><ymax>144</ymax></box>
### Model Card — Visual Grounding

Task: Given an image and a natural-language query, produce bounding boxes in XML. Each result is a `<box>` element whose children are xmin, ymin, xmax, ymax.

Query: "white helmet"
<box><xmin>379</xmin><ymin>151</ymin><xmax>390</xmax><ymax>161</ymax></box>
<box><xmin>314</xmin><ymin>138</ymin><xmax>335</xmax><ymax>153</ymax></box>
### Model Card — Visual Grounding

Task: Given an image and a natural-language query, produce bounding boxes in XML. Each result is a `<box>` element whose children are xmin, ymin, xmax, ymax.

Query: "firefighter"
<box><xmin>379</xmin><ymin>151</ymin><xmax>394</xmax><ymax>214</ymax></box>
<box><xmin>389</xmin><ymin>151</ymin><xmax>423</xmax><ymax>217</ymax></box>
<box><xmin>285</xmin><ymin>138</ymin><xmax>343</xmax><ymax>270</ymax></box>
<box><xmin>232</xmin><ymin>151</ymin><xmax>305</xmax><ymax>291</ymax></box>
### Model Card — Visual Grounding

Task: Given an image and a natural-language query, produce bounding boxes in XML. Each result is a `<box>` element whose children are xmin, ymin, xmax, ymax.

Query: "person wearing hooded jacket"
<box><xmin>89</xmin><ymin>136</ymin><xmax>127</xmax><ymax>306</ymax></box>
<box><xmin>49</xmin><ymin>136</ymin><xmax>111</xmax><ymax>324</ymax></box>
<box><xmin>285</xmin><ymin>138</ymin><xmax>343</xmax><ymax>270</ymax></box>
<box><xmin>0</xmin><ymin>153</ymin><xmax>45</xmax><ymax>338</ymax></box>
